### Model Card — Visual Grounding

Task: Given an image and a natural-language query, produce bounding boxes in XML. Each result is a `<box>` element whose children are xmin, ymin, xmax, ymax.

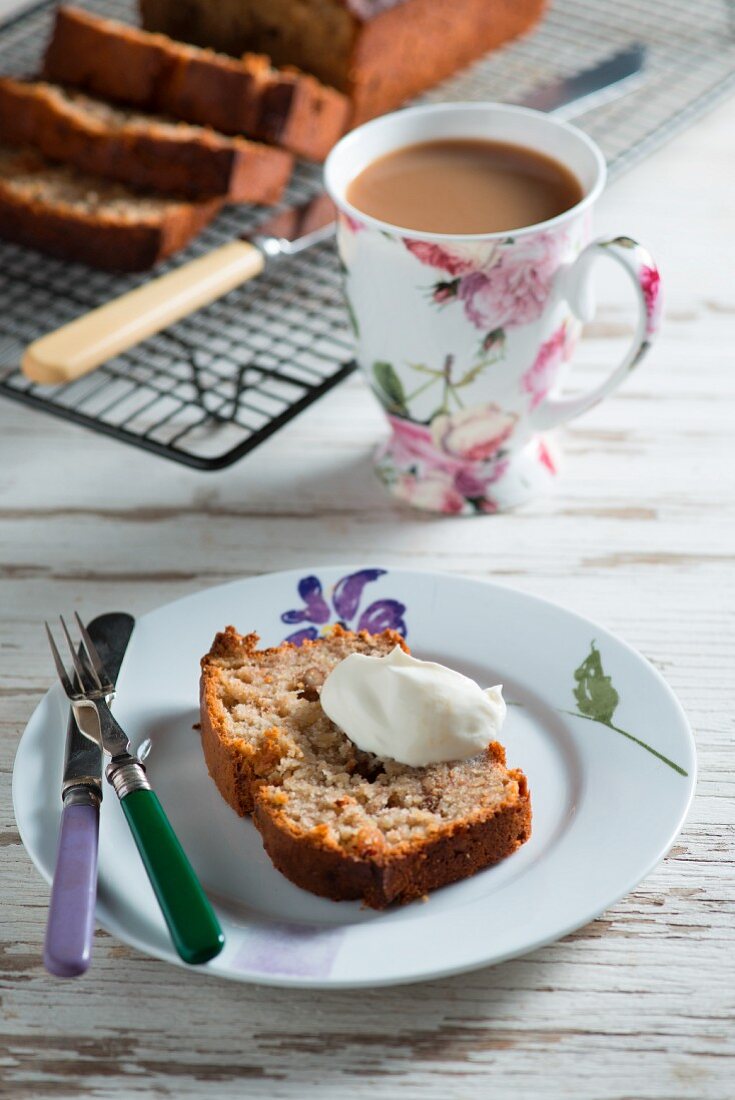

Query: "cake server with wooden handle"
<box><xmin>21</xmin><ymin>45</ymin><xmax>645</xmax><ymax>386</ymax></box>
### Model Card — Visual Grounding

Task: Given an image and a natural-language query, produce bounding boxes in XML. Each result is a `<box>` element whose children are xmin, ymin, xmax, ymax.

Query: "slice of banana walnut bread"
<box><xmin>200</xmin><ymin>625</ymin><xmax>531</xmax><ymax>908</ymax></box>
<box><xmin>43</xmin><ymin>6</ymin><xmax>350</xmax><ymax>161</ymax></box>
<box><xmin>0</xmin><ymin>144</ymin><xmax>221</xmax><ymax>270</ymax></box>
<box><xmin>0</xmin><ymin>78</ymin><xmax>293</xmax><ymax>203</ymax></box>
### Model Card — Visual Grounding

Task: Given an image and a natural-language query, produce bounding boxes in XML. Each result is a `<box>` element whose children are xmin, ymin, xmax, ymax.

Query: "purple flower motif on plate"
<box><xmin>280</xmin><ymin>575</ymin><xmax>331</xmax><ymax>626</ymax></box>
<box><xmin>332</xmin><ymin>568</ymin><xmax>385</xmax><ymax>621</ymax></box>
<box><xmin>281</xmin><ymin>569</ymin><xmax>407</xmax><ymax>644</ymax></box>
<box><xmin>356</xmin><ymin>599</ymin><xmax>407</xmax><ymax>635</ymax></box>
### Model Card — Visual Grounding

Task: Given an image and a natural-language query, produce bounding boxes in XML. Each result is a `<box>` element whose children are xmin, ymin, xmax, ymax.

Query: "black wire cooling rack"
<box><xmin>1</xmin><ymin>0</ymin><xmax>734</xmax><ymax>470</ymax></box>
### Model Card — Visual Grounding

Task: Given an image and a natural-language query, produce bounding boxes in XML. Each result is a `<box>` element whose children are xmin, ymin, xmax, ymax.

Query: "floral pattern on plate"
<box><xmin>567</xmin><ymin>642</ymin><xmax>687</xmax><ymax>775</ymax></box>
<box><xmin>281</xmin><ymin>569</ymin><xmax>407</xmax><ymax>644</ymax></box>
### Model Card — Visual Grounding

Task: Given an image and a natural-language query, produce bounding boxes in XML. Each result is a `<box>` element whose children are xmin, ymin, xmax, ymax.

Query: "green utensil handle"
<box><xmin>120</xmin><ymin>788</ymin><xmax>224</xmax><ymax>965</ymax></box>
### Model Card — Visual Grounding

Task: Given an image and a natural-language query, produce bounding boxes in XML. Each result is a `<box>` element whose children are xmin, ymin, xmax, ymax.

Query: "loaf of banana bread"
<box><xmin>139</xmin><ymin>0</ymin><xmax>548</xmax><ymax>124</ymax></box>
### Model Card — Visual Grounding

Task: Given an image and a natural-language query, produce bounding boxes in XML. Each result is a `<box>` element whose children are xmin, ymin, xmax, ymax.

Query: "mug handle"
<box><xmin>531</xmin><ymin>236</ymin><xmax>661</xmax><ymax>430</ymax></box>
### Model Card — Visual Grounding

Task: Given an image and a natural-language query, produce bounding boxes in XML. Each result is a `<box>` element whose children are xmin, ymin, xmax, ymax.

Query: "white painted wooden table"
<box><xmin>1</xmin><ymin>4</ymin><xmax>733</xmax><ymax>1090</ymax></box>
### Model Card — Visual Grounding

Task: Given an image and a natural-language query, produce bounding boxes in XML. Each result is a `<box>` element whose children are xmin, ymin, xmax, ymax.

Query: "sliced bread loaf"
<box><xmin>139</xmin><ymin>0</ymin><xmax>548</xmax><ymax>125</ymax></box>
<box><xmin>0</xmin><ymin>78</ymin><xmax>293</xmax><ymax>203</ymax></box>
<box><xmin>43</xmin><ymin>6</ymin><xmax>350</xmax><ymax>161</ymax></box>
<box><xmin>200</xmin><ymin>625</ymin><xmax>531</xmax><ymax>908</ymax></box>
<box><xmin>0</xmin><ymin>144</ymin><xmax>221</xmax><ymax>270</ymax></box>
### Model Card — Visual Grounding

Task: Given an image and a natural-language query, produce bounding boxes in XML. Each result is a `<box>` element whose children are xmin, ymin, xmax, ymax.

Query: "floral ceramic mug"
<box><xmin>324</xmin><ymin>103</ymin><xmax>662</xmax><ymax>515</ymax></box>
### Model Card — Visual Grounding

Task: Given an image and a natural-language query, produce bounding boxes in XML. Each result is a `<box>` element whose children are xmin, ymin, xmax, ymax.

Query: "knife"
<box><xmin>21</xmin><ymin>44</ymin><xmax>646</xmax><ymax>387</ymax></box>
<box><xmin>43</xmin><ymin>612</ymin><xmax>134</xmax><ymax>978</ymax></box>
<box><xmin>519</xmin><ymin>44</ymin><xmax>646</xmax><ymax>119</ymax></box>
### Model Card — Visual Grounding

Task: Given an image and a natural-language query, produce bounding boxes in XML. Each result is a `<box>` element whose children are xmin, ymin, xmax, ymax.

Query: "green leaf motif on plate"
<box><xmin>573</xmin><ymin>641</ymin><xmax>619</xmax><ymax>724</ymax></box>
<box><xmin>567</xmin><ymin>641</ymin><xmax>688</xmax><ymax>777</ymax></box>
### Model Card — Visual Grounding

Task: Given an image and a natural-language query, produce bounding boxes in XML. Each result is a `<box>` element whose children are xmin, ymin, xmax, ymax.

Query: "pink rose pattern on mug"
<box><xmin>405</xmin><ymin>230</ymin><xmax>564</xmax><ymax>331</ymax></box>
<box><xmin>337</xmin><ymin>212</ymin><xmax>661</xmax><ymax>515</ymax></box>
<box><xmin>328</xmin><ymin>104</ymin><xmax>663</xmax><ymax>515</ymax></box>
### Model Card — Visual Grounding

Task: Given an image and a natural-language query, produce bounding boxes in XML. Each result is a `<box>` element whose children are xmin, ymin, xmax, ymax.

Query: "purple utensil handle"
<box><xmin>43</xmin><ymin>796</ymin><xmax>99</xmax><ymax>978</ymax></box>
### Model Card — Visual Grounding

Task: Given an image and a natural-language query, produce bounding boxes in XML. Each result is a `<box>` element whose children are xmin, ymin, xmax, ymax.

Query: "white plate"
<box><xmin>13</xmin><ymin>567</ymin><xmax>696</xmax><ymax>988</ymax></box>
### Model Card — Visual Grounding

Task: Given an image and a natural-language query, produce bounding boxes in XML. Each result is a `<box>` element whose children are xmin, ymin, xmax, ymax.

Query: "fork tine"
<box><xmin>59</xmin><ymin>615</ymin><xmax>93</xmax><ymax>693</ymax></box>
<box><xmin>78</xmin><ymin>645</ymin><xmax>102</xmax><ymax>692</ymax></box>
<box><xmin>45</xmin><ymin>622</ymin><xmax>75</xmax><ymax>698</ymax></box>
<box><xmin>74</xmin><ymin>611</ymin><xmax>108</xmax><ymax>690</ymax></box>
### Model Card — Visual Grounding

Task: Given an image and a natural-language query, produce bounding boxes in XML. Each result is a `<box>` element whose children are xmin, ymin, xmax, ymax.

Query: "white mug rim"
<box><xmin>324</xmin><ymin>101</ymin><xmax>607</xmax><ymax>243</ymax></box>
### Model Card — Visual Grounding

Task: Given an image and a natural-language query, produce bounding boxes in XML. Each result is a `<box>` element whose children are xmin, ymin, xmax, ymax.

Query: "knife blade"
<box><xmin>22</xmin><ymin>42</ymin><xmax>647</xmax><ymax>386</ymax></box>
<box><xmin>43</xmin><ymin>612</ymin><xmax>135</xmax><ymax>978</ymax></box>
<box><xmin>60</xmin><ymin>612</ymin><xmax>135</xmax><ymax>796</ymax></box>
<box><xmin>519</xmin><ymin>44</ymin><xmax>646</xmax><ymax>120</ymax></box>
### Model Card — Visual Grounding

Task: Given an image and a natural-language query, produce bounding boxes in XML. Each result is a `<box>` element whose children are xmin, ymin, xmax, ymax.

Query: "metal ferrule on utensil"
<box><xmin>62</xmin><ymin>785</ymin><xmax>101</xmax><ymax>808</ymax></box>
<box><xmin>106</xmin><ymin>757</ymin><xmax>151</xmax><ymax>800</ymax></box>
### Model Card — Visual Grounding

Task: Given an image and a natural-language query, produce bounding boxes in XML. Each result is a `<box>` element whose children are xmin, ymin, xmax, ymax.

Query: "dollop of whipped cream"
<box><xmin>319</xmin><ymin>645</ymin><xmax>506</xmax><ymax>767</ymax></box>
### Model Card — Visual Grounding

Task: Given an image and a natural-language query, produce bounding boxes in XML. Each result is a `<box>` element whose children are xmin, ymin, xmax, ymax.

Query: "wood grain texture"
<box><xmin>1</xmin><ymin>80</ymin><xmax>734</xmax><ymax>1099</ymax></box>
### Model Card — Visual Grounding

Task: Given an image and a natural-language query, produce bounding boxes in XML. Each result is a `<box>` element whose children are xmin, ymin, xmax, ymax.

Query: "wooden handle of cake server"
<box><xmin>21</xmin><ymin>240</ymin><xmax>265</xmax><ymax>385</ymax></box>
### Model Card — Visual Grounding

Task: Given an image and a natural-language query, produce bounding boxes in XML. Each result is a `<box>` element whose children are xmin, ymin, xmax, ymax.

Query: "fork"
<box><xmin>46</xmin><ymin>614</ymin><xmax>225</xmax><ymax>966</ymax></box>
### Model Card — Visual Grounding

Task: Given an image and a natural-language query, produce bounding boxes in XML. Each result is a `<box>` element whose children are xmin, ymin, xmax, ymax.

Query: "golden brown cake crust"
<box><xmin>0</xmin><ymin>144</ymin><xmax>220</xmax><ymax>271</ymax></box>
<box><xmin>254</xmin><ymin>749</ymin><xmax>531</xmax><ymax>908</ymax></box>
<box><xmin>0</xmin><ymin>78</ymin><xmax>293</xmax><ymax>203</ymax></box>
<box><xmin>44</xmin><ymin>7</ymin><xmax>350</xmax><ymax>161</ymax></box>
<box><xmin>139</xmin><ymin>0</ymin><xmax>548</xmax><ymax>124</ymax></box>
<box><xmin>200</xmin><ymin>629</ymin><xmax>267</xmax><ymax>817</ymax></box>
<box><xmin>200</xmin><ymin>625</ymin><xmax>532</xmax><ymax>908</ymax></box>
<box><xmin>347</xmin><ymin>0</ymin><xmax>548</xmax><ymax>123</ymax></box>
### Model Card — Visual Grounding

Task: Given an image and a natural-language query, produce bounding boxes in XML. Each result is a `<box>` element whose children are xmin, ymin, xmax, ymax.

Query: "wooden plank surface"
<box><xmin>1</xmin><ymin>48</ymin><xmax>733</xmax><ymax>1100</ymax></box>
